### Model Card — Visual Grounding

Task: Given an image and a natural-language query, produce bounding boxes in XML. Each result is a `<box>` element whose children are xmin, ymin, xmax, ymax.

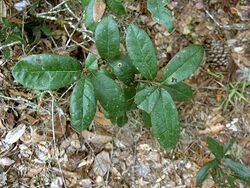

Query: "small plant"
<box><xmin>11</xmin><ymin>1</ymin><xmax>203</xmax><ymax>151</ymax></box>
<box><xmin>196</xmin><ymin>137</ymin><xmax>250</xmax><ymax>187</ymax></box>
<box><xmin>222</xmin><ymin>80</ymin><xmax>249</xmax><ymax>113</ymax></box>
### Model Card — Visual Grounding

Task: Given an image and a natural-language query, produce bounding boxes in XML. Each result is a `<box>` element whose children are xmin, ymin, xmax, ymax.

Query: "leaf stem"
<box><xmin>135</xmin><ymin>79</ymin><xmax>161</xmax><ymax>86</ymax></box>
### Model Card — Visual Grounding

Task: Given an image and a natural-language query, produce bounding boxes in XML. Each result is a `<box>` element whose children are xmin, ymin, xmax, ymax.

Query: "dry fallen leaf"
<box><xmin>94</xmin><ymin>111</ymin><xmax>112</xmax><ymax>126</ymax></box>
<box><xmin>93</xmin><ymin>0</ymin><xmax>106</xmax><ymax>22</ymax></box>
<box><xmin>81</xmin><ymin>130</ymin><xmax>112</xmax><ymax>144</ymax></box>
<box><xmin>93</xmin><ymin>151</ymin><xmax>110</xmax><ymax>176</ymax></box>
<box><xmin>4</xmin><ymin>124</ymin><xmax>26</xmax><ymax>145</ymax></box>
<box><xmin>198</xmin><ymin>108</ymin><xmax>225</xmax><ymax>134</ymax></box>
<box><xmin>14</xmin><ymin>0</ymin><xmax>30</xmax><ymax>12</ymax></box>
<box><xmin>0</xmin><ymin>157</ymin><xmax>15</xmax><ymax>166</ymax></box>
<box><xmin>0</xmin><ymin>0</ymin><xmax>7</xmax><ymax>18</ymax></box>
<box><xmin>198</xmin><ymin>124</ymin><xmax>224</xmax><ymax>135</ymax></box>
<box><xmin>201</xmin><ymin>178</ymin><xmax>215</xmax><ymax>188</ymax></box>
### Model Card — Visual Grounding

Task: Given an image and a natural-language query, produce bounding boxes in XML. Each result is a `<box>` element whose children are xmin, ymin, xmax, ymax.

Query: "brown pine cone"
<box><xmin>204</xmin><ymin>39</ymin><xmax>230</xmax><ymax>68</ymax></box>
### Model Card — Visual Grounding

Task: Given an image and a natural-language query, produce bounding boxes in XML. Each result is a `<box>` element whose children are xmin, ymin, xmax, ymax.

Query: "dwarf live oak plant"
<box><xmin>196</xmin><ymin>137</ymin><xmax>250</xmax><ymax>187</ymax></box>
<box><xmin>12</xmin><ymin>15</ymin><xmax>204</xmax><ymax>151</ymax></box>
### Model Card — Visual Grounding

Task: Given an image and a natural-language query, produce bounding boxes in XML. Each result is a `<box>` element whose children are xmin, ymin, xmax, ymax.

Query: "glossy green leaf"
<box><xmin>151</xmin><ymin>89</ymin><xmax>180</xmax><ymax>151</ymax></box>
<box><xmin>135</xmin><ymin>85</ymin><xmax>160</xmax><ymax>114</ymax></box>
<box><xmin>126</xmin><ymin>24</ymin><xmax>158</xmax><ymax>80</ymax></box>
<box><xmin>12</xmin><ymin>54</ymin><xmax>82</xmax><ymax>90</ymax></box>
<box><xmin>147</xmin><ymin>0</ymin><xmax>174</xmax><ymax>32</ymax></box>
<box><xmin>95</xmin><ymin>16</ymin><xmax>120</xmax><ymax>60</ymax></box>
<box><xmin>207</xmin><ymin>137</ymin><xmax>224</xmax><ymax>160</ymax></box>
<box><xmin>223</xmin><ymin>137</ymin><xmax>235</xmax><ymax>154</ymax></box>
<box><xmin>222</xmin><ymin>158</ymin><xmax>250</xmax><ymax>178</ymax></box>
<box><xmin>84</xmin><ymin>0</ymin><xmax>97</xmax><ymax>32</ymax></box>
<box><xmin>85</xmin><ymin>53</ymin><xmax>98</xmax><ymax>71</ymax></box>
<box><xmin>162</xmin><ymin>45</ymin><xmax>204</xmax><ymax>85</ymax></box>
<box><xmin>90</xmin><ymin>71</ymin><xmax>125</xmax><ymax>120</ymax></box>
<box><xmin>162</xmin><ymin>82</ymin><xmax>193</xmax><ymax>101</ymax></box>
<box><xmin>109</xmin><ymin>56</ymin><xmax>137</xmax><ymax>85</ymax></box>
<box><xmin>196</xmin><ymin>159</ymin><xmax>218</xmax><ymax>185</ymax></box>
<box><xmin>70</xmin><ymin>78</ymin><xmax>96</xmax><ymax>132</ymax></box>
<box><xmin>141</xmin><ymin>111</ymin><xmax>152</xmax><ymax>128</ymax></box>
<box><xmin>106</xmin><ymin>0</ymin><xmax>125</xmax><ymax>15</ymax></box>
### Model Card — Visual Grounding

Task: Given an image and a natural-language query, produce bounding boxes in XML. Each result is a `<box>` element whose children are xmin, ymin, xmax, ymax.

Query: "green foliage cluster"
<box><xmin>196</xmin><ymin>137</ymin><xmax>250</xmax><ymax>187</ymax></box>
<box><xmin>0</xmin><ymin>18</ymin><xmax>24</xmax><ymax>59</ymax></box>
<box><xmin>11</xmin><ymin>1</ymin><xmax>204</xmax><ymax>151</ymax></box>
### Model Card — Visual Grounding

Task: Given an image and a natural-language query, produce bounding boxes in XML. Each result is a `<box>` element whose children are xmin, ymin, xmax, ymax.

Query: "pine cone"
<box><xmin>204</xmin><ymin>39</ymin><xmax>230</xmax><ymax>68</ymax></box>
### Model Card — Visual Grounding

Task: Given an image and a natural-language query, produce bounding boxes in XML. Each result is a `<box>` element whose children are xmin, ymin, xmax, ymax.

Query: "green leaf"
<box><xmin>223</xmin><ymin>137</ymin><xmax>235</xmax><ymax>154</ymax></box>
<box><xmin>135</xmin><ymin>85</ymin><xmax>160</xmax><ymax>114</ymax></box>
<box><xmin>85</xmin><ymin>53</ymin><xmax>98</xmax><ymax>71</ymax></box>
<box><xmin>212</xmin><ymin>166</ymin><xmax>227</xmax><ymax>186</ymax></box>
<box><xmin>162</xmin><ymin>82</ymin><xmax>193</xmax><ymax>101</ymax></box>
<box><xmin>147</xmin><ymin>0</ymin><xmax>174</xmax><ymax>32</ymax></box>
<box><xmin>12</xmin><ymin>54</ymin><xmax>82</xmax><ymax>90</ymax></box>
<box><xmin>5</xmin><ymin>33</ymin><xmax>25</xmax><ymax>44</ymax></box>
<box><xmin>40</xmin><ymin>23</ymin><xmax>54</xmax><ymax>37</ymax></box>
<box><xmin>95</xmin><ymin>16</ymin><xmax>120</xmax><ymax>60</ymax></box>
<box><xmin>196</xmin><ymin>159</ymin><xmax>218</xmax><ymax>185</ymax></box>
<box><xmin>106</xmin><ymin>0</ymin><xmax>126</xmax><ymax>15</ymax></box>
<box><xmin>90</xmin><ymin>71</ymin><xmax>125</xmax><ymax>120</ymax></box>
<box><xmin>162</xmin><ymin>45</ymin><xmax>204</xmax><ymax>85</ymax></box>
<box><xmin>124</xmin><ymin>86</ymin><xmax>136</xmax><ymax>111</ymax></box>
<box><xmin>207</xmin><ymin>137</ymin><xmax>224</xmax><ymax>160</ymax></box>
<box><xmin>1</xmin><ymin>48</ymin><xmax>10</xmax><ymax>60</ymax></box>
<box><xmin>151</xmin><ymin>89</ymin><xmax>180</xmax><ymax>151</ymax></box>
<box><xmin>126</xmin><ymin>24</ymin><xmax>158</xmax><ymax>80</ymax></box>
<box><xmin>32</xmin><ymin>26</ymin><xmax>41</xmax><ymax>43</ymax></box>
<box><xmin>81</xmin><ymin>0</ymin><xmax>89</xmax><ymax>9</ymax></box>
<box><xmin>222</xmin><ymin>158</ymin><xmax>250</xmax><ymax>179</ymax></box>
<box><xmin>227</xmin><ymin>175</ymin><xmax>235</xmax><ymax>188</ymax></box>
<box><xmin>70</xmin><ymin>78</ymin><xmax>96</xmax><ymax>132</ymax></box>
<box><xmin>109</xmin><ymin>56</ymin><xmax>137</xmax><ymax>85</ymax></box>
<box><xmin>84</xmin><ymin>0</ymin><xmax>97</xmax><ymax>32</ymax></box>
<box><xmin>141</xmin><ymin>111</ymin><xmax>152</xmax><ymax>128</ymax></box>
<box><xmin>115</xmin><ymin>113</ymin><xmax>128</xmax><ymax>127</ymax></box>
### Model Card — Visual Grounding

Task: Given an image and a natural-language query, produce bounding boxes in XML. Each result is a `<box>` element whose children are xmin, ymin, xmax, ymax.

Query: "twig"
<box><xmin>0</xmin><ymin>94</ymin><xmax>49</xmax><ymax>114</ymax></box>
<box><xmin>35</xmin><ymin>14</ymin><xmax>94</xmax><ymax>42</ymax></box>
<box><xmin>204</xmin><ymin>9</ymin><xmax>249</xmax><ymax>31</ymax></box>
<box><xmin>105</xmin><ymin>126</ymin><xmax>115</xmax><ymax>186</ymax></box>
<box><xmin>48</xmin><ymin>0</ymin><xmax>68</xmax><ymax>12</ymax></box>
<box><xmin>132</xmin><ymin>134</ymin><xmax>137</xmax><ymax>187</ymax></box>
<box><xmin>0</xmin><ymin>41</ymin><xmax>21</xmax><ymax>50</ymax></box>
<box><xmin>21</xmin><ymin>12</ymin><xmax>26</xmax><ymax>55</ymax></box>
<box><xmin>36</xmin><ymin>9</ymin><xmax>67</xmax><ymax>17</ymax></box>
<box><xmin>65</xmin><ymin>2</ymin><xmax>80</xmax><ymax>21</ymax></box>
<box><xmin>60</xmin><ymin>83</ymin><xmax>75</xmax><ymax>99</ymax></box>
<box><xmin>48</xmin><ymin>91</ymin><xmax>67</xmax><ymax>188</ymax></box>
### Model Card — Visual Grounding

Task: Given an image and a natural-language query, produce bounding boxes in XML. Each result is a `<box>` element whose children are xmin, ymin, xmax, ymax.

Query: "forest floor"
<box><xmin>0</xmin><ymin>0</ymin><xmax>250</xmax><ymax>187</ymax></box>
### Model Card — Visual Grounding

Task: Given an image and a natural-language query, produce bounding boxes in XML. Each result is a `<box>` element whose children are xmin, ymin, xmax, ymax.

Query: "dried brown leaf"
<box><xmin>198</xmin><ymin>124</ymin><xmax>224</xmax><ymax>135</ymax></box>
<box><xmin>0</xmin><ymin>157</ymin><xmax>15</xmax><ymax>166</ymax></box>
<box><xmin>0</xmin><ymin>0</ymin><xmax>7</xmax><ymax>17</ymax></box>
<box><xmin>81</xmin><ymin>130</ymin><xmax>112</xmax><ymax>144</ymax></box>
<box><xmin>93</xmin><ymin>0</ymin><xmax>106</xmax><ymax>22</ymax></box>
<box><xmin>94</xmin><ymin>111</ymin><xmax>112</xmax><ymax>126</ymax></box>
<box><xmin>4</xmin><ymin>124</ymin><xmax>26</xmax><ymax>145</ymax></box>
<box><xmin>93</xmin><ymin>151</ymin><xmax>110</xmax><ymax>176</ymax></box>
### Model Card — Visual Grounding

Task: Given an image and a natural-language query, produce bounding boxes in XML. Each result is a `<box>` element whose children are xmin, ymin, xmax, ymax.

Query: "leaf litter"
<box><xmin>0</xmin><ymin>0</ymin><xmax>249</xmax><ymax>187</ymax></box>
